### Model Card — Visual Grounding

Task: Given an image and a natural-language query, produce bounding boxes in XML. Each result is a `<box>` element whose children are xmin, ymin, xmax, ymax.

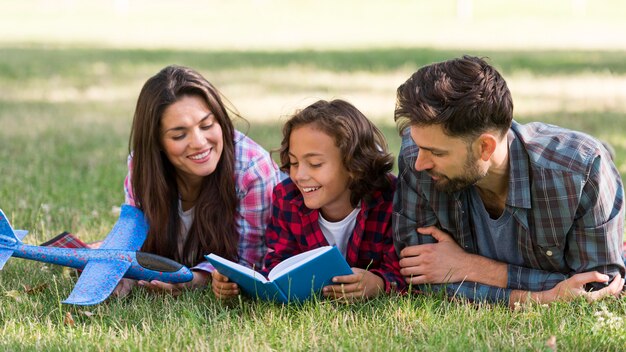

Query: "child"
<box><xmin>212</xmin><ymin>99</ymin><xmax>405</xmax><ymax>300</ymax></box>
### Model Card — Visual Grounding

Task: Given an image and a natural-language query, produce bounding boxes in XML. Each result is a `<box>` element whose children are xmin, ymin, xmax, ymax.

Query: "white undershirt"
<box><xmin>318</xmin><ymin>205</ymin><xmax>360</xmax><ymax>257</ymax></box>
<box><xmin>178</xmin><ymin>202</ymin><xmax>194</xmax><ymax>258</ymax></box>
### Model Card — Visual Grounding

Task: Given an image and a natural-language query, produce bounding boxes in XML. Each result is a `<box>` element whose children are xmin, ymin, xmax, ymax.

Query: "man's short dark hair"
<box><xmin>395</xmin><ymin>55</ymin><xmax>513</xmax><ymax>140</ymax></box>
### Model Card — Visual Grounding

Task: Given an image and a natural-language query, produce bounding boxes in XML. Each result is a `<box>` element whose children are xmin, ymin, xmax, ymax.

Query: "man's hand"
<box><xmin>545</xmin><ymin>272</ymin><xmax>624</xmax><ymax>303</ymax></box>
<box><xmin>510</xmin><ymin>272</ymin><xmax>624</xmax><ymax>307</ymax></box>
<box><xmin>137</xmin><ymin>271</ymin><xmax>209</xmax><ymax>297</ymax></box>
<box><xmin>399</xmin><ymin>226</ymin><xmax>473</xmax><ymax>285</ymax></box>
<box><xmin>322</xmin><ymin>268</ymin><xmax>383</xmax><ymax>301</ymax></box>
<box><xmin>210</xmin><ymin>270</ymin><xmax>240</xmax><ymax>299</ymax></box>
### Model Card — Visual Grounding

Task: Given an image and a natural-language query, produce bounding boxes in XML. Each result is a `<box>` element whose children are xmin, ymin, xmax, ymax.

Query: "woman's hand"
<box><xmin>137</xmin><ymin>271</ymin><xmax>210</xmax><ymax>297</ymax></box>
<box><xmin>112</xmin><ymin>278</ymin><xmax>136</xmax><ymax>298</ymax></box>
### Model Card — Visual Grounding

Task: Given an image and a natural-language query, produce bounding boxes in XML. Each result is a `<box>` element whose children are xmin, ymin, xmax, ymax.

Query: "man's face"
<box><xmin>409</xmin><ymin>124</ymin><xmax>487</xmax><ymax>193</ymax></box>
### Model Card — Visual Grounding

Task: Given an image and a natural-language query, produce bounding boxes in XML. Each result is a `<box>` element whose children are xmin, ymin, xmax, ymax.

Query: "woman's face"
<box><xmin>160</xmin><ymin>95</ymin><xmax>223</xmax><ymax>186</ymax></box>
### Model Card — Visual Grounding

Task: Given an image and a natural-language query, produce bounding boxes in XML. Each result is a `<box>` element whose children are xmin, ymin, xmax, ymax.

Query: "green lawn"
<box><xmin>1</xmin><ymin>1</ymin><xmax>626</xmax><ymax>348</ymax></box>
<box><xmin>1</xmin><ymin>45</ymin><xmax>625</xmax><ymax>351</ymax></box>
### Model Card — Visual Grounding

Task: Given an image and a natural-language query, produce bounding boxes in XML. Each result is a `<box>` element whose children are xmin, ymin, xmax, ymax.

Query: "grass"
<box><xmin>1</xmin><ymin>259</ymin><xmax>625</xmax><ymax>350</ymax></box>
<box><xmin>3</xmin><ymin>47</ymin><xmax>625</xmax><ymax>238</ymax></box>
<box><xmin>1</xmin><ymin>44</ymin><xmax>625</xmax><ymax>351</ymax></box>
<box><xmin>2</xmin><ymin>4</ymin><xmax>626</xmax><ymax>346</ymax></box>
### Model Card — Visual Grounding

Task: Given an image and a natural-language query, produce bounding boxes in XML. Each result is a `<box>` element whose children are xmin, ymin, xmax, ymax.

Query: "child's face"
<box><xmin>288</xmin><ymin>124</ymin><xmax>354</xmax><ymax>222</ymax></box>
<box><xmin>160</xmin><ymin>95</ymin><xmax>224</xmax><ymax>187</ymax></box>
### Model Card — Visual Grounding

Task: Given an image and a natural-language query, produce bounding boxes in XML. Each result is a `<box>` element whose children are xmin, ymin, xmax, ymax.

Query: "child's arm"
<box><xmin>367</xmin><ymin>235</ymin><xmax>406</xmax><ymax>294</ymax></box>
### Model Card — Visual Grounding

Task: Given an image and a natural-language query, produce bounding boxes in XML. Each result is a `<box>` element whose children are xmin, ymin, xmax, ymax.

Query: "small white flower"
<box><xmin>591</xmin><ymin>305</ymin><xmax>624</xmax><ymax>334</ymax></box>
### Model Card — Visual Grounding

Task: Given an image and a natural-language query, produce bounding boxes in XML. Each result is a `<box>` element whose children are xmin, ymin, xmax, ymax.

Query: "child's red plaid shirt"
<box><xmin>264</xmin><ymin>175</ymin><xmax>405</xmax><ymax>293</ymax></box>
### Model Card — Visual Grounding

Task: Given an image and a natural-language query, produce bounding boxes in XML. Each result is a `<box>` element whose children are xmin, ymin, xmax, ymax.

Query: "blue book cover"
<box><xmin>206</xmin><ymin>246</ymin><xmax>353</xmax><ymax>304</ymax></box>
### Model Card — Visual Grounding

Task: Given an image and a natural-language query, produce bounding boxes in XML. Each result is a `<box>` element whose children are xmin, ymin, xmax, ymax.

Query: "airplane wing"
<box><xmin>63</xmin><ymin>205</ymin><xmax>148</xmax><ymax>305</ymax></box>
<box><xmin>99</xmin><ymin>205</ymin><xmax>148</xmax><ymax>251</ymax></box>
<box><xmin>62</xmin><ymin>259</ymin><xmax>132</xmax><ymax>305</ymax></box>
<box><xmin>0</xmin><ymin>209</ymin><xmax>16</xmax><ymax>269</ymax></box>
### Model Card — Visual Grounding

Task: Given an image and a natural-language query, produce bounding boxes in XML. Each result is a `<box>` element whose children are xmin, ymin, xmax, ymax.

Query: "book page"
<box><xmin>207</xmin><ymin>254</ymin><xmax>269</xmax><ymax>283</ymax></box>
<box><xmin>268</xmin><ymin>246</ymin><xmax>332</xmax><ymax>281</ymax></box>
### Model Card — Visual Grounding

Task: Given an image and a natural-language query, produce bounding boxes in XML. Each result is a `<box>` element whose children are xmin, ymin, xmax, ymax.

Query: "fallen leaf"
<box><xmin>23</xmin><ymin>283</ymin><xmax>49</xmax><ymax>294</ymax></box>
<box><xmin>81</xmin><ymin>311</ymin><xmax>94</xmax><ymax>317</ymax></box>
<box><xmin>64</xmin><ymin>312</ymin><xmax>75</xmax><ymax>327</ymax></box>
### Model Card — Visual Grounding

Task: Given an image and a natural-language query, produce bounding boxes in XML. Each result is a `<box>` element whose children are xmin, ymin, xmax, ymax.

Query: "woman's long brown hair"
<box><xmin>128</xmin><ymin>65</ymin><xmax>239</xmax><ymax>266</ymax></box>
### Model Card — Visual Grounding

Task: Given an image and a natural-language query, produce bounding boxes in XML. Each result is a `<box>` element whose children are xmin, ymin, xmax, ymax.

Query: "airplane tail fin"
<box><xmin>0</xmin><ymin>209</ymin><xmax>19</xmax><ymax>270</ymax></box>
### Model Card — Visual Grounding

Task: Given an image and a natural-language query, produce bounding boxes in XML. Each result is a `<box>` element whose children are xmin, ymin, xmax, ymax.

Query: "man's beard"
<box><xmin>430</xmin><ymin>153</ymin><xmax>487</xmax><ymax>193</ymax></box>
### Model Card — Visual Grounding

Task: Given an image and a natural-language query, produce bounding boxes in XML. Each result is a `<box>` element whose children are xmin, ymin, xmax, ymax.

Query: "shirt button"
<box><xmin>546</xmin><ymin>250</ymin><xmax>553</xmax><ymax>256</ymax></box>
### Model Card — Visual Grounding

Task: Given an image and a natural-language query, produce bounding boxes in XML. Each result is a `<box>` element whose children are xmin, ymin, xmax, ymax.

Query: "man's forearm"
<box><xmin>508</xmin><ymin>289</ymin><xmax>550</xmax><ymax>308</ymax></box>
<box><xmin>464</xmin><ymin>253</ymin><xmax>509</xmax><ymax>288</ymax></box>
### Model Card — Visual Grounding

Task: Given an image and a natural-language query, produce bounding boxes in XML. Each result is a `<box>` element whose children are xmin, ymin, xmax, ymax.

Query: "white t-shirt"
<box><xmin>318</xmin><ymin>205</ymin><xmax>360</xmax><ymax>257</ymax></box>
<box><xmin>178</xmin><ymin>203</ymin><xmax>194</xmax><ymax>258</ymax></box>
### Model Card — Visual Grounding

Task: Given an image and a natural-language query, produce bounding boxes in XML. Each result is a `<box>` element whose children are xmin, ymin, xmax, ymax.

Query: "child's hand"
<box><xmin>210</xmin><ymin>270</ymin><xmax>240</xmax><ymax>299</ymax></box>
<box><xmin>137</xmin><ymin>271</ymin><xmax>209</xmax><ymax>296</ymax></box>
<box><xmin>322</xmin><ymin>268</ymin><xmax>384</xmax><ymax>301</ymax></box>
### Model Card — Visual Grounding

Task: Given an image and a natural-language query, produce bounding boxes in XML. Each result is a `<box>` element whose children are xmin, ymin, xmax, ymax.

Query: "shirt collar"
<box><xmin>506</xmin><ymin>121</ymin><xmax>532</xmax><ymax>209</ymax></box>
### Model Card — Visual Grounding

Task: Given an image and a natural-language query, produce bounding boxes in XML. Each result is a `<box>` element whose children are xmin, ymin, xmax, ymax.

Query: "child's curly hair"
<box><xmin>279</xmin><ymin>99</ymin><xmax>394</xmax><ymax>207</ymax></box>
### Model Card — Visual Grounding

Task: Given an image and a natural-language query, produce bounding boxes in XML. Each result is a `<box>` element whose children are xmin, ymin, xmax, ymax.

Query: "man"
<box><xmin>393</xmin><ymin>55</ymin><xmax>625</xmax><ymax>306</ymax></box>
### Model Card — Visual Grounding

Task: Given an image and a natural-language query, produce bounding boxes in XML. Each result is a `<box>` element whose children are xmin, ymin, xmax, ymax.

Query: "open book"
<box><xmin>206</xmin><ymin>246</ymin><xmax>353</xmax><ymax>303</ymax></box>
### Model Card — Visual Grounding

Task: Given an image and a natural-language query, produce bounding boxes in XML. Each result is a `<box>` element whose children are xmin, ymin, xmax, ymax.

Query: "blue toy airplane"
<box><xmin>0</xmin><ymin>205</ymin><xmax>193</xmax><ymax>305</ymax></box>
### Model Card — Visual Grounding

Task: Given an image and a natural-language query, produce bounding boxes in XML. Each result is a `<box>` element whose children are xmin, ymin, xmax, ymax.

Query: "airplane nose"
<box><xmin>135</xmin><ymin>252</ymin><xmax>183</xmax><ymax>272</ymax></box>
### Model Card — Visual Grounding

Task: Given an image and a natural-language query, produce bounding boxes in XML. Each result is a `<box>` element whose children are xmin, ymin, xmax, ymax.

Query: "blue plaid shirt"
<box><xmin>393</xmin><ymin>121</ymin><xmax>625</xmax><ymax>304</ymax></box>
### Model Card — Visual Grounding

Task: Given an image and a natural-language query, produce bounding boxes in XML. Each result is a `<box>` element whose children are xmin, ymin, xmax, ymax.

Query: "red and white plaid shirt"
<box><xmin>264</xmin><ymin>175</ymin><xmax>405</xmax><ymax>293</ymax></box>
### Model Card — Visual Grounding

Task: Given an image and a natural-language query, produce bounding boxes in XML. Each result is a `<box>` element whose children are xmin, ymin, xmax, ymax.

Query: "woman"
<box><xmin>48</xmin><ymin>65</ymin><xmax>282</xmax><ymax>298</ymax></box>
